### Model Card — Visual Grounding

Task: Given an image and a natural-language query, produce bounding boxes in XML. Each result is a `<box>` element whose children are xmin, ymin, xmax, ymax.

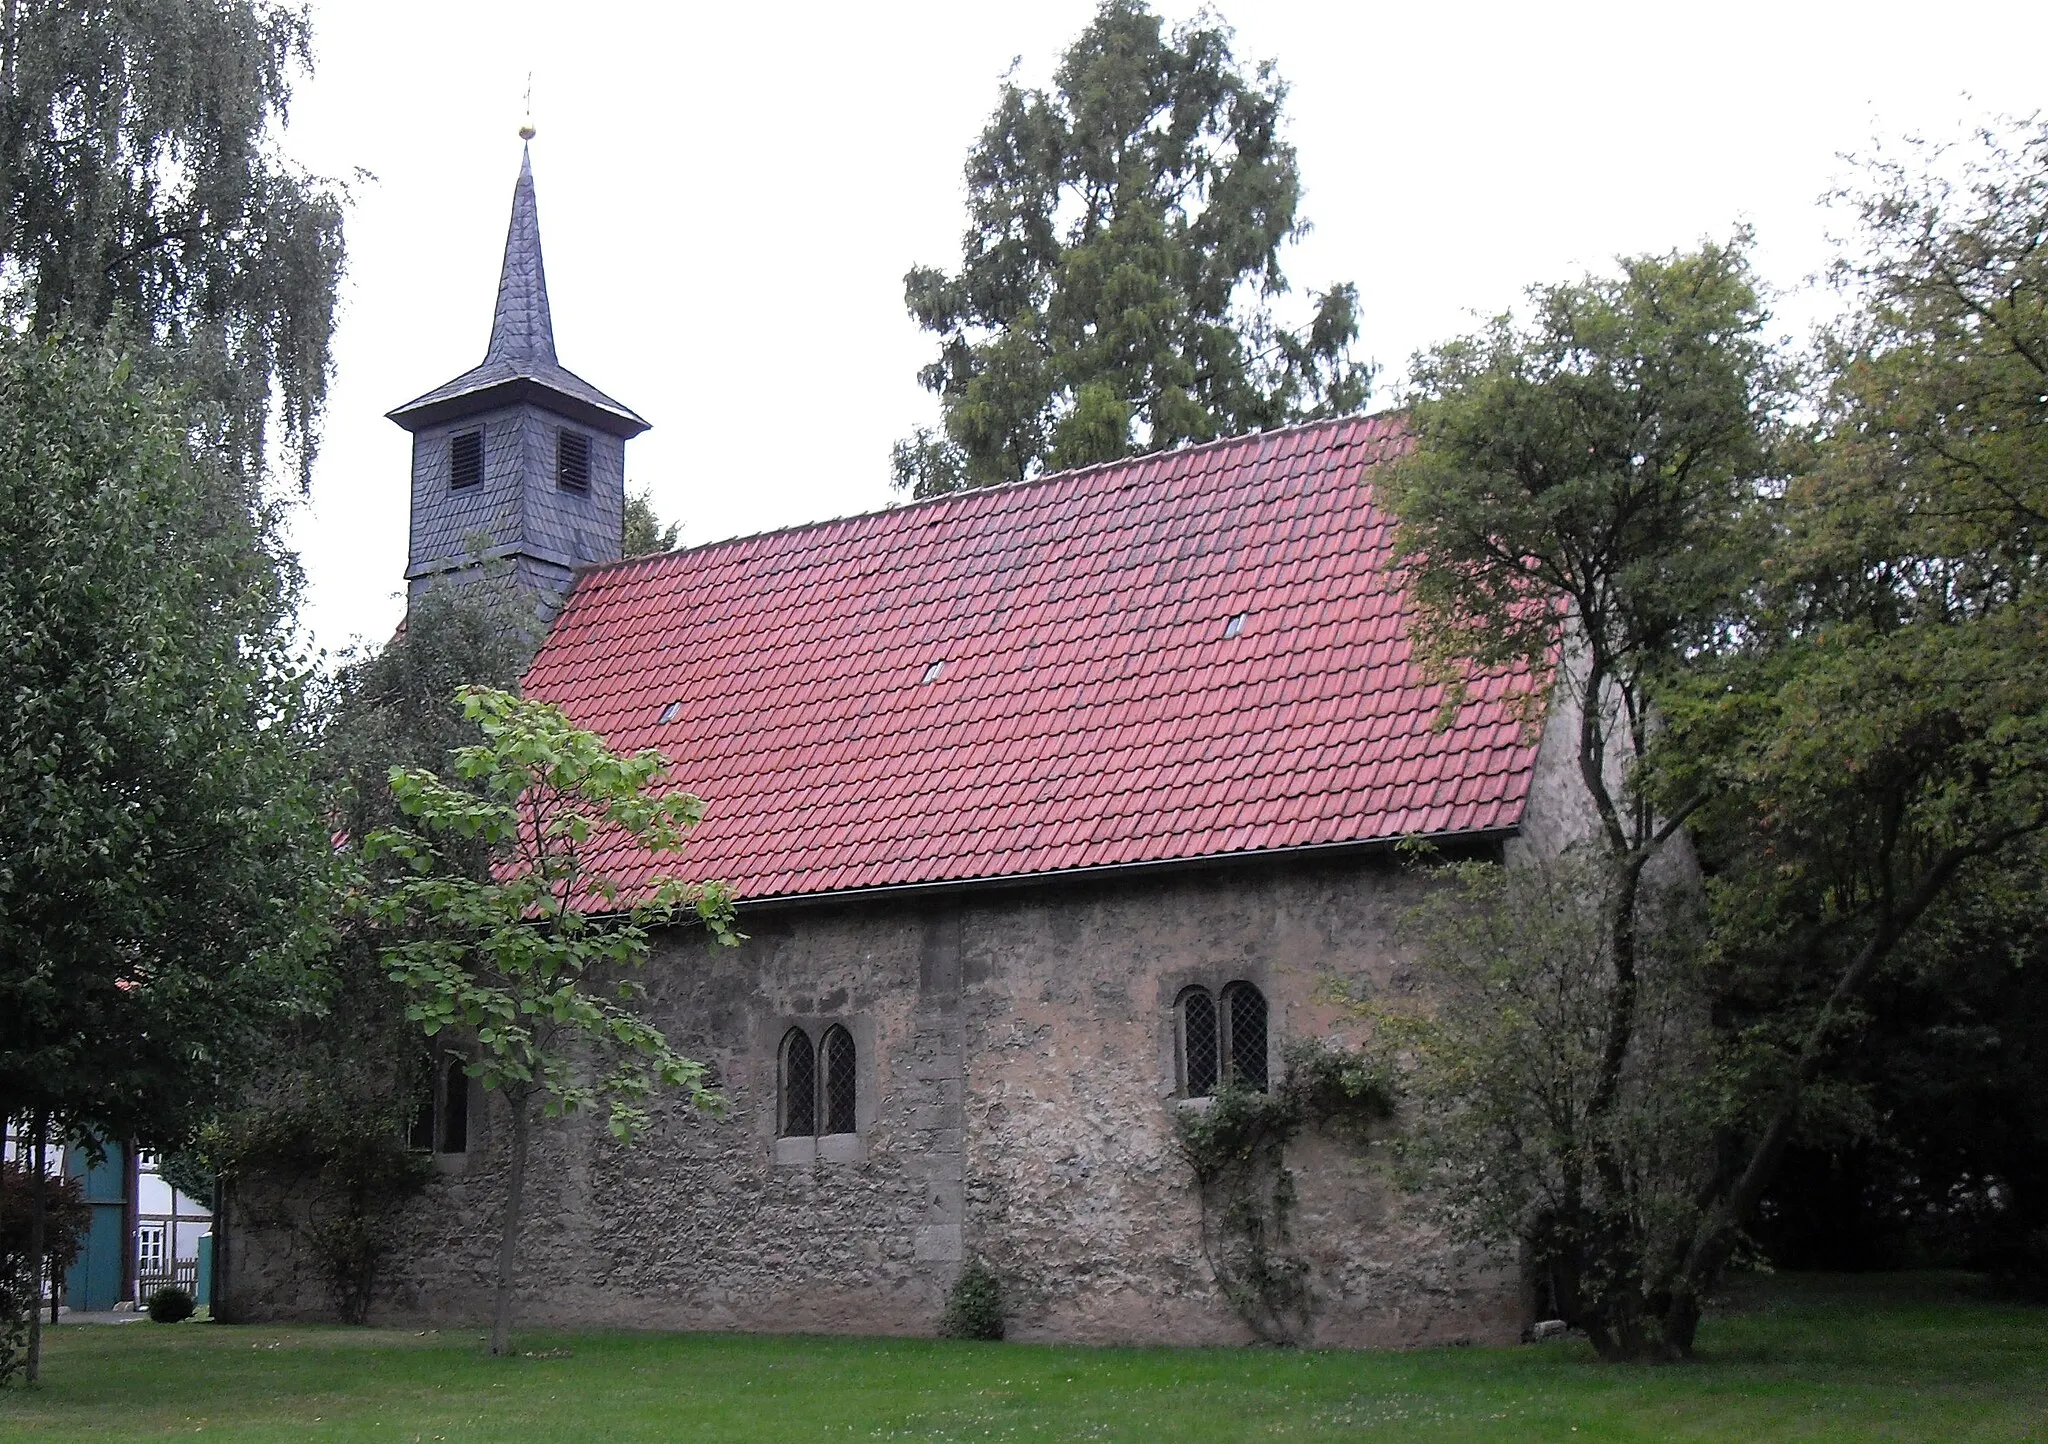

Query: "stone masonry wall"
<box><xmin>224</xmin><ymin>851</ymin><xmax>1524</xmax><ymax>1347</ymax></box>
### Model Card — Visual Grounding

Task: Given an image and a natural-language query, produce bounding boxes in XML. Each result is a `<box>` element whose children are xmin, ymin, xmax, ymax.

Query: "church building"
<box><xmin>226</xmin><ymin>146</ymin><xmax>1587</xmax><ymax>1348</ymax></box>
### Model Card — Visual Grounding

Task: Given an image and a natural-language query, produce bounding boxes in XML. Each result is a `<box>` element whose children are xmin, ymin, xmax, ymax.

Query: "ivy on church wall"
<box><xmin>1175</xmin><ymin>1039</ymin><xmax>1396</xmax><ymax>1345</ymax></box>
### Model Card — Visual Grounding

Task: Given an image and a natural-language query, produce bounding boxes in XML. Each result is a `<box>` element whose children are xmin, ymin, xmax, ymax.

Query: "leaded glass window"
<box><xmin>1222</xmin><ymin>982</ymin><xmax>1269</xmax><ymax>1092</ymax></box>
<box><xmin>438</xmin><ymin>1057</ymin><xmax>469</xmax><ymax>1153</ymax></box>
<box><xmin>822</xmin><ymin>1026</ymin><xmax>857</xmax><ymax>1135</ymax></box>
<box><xmin>1180</xmin><ymin>988</ymin><xmax>1219</xmax><ymax>1098</ymax></box>
<box><xmin>781</xmin><ymin>1028</ymin><xmax>816</xmax><ymax>1137</ymax></box>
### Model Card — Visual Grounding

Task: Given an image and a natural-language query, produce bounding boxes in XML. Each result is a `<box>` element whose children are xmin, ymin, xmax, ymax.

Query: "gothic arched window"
<box><xmin>780</xmin><ymin>1028</ymin><xmax>817</xmax><ymax>1138</ymax></box>
<box><xmin>438</xmin><ymin>1057</ymin><xmax>469</xmax><ymax>1154</ymax></box>
<box><xmin>407</xmin><ymin>1053</ymin><xmax>470</xmax><ymax>1153</ymax></box>
<box><xmin>1221</xmin><ymin>982</ymin><xmax>1270</xmax><ymax>1093</ymax></box>
<box><xmin>821</xmin><ymin>1026</ymin><xmax>857</xmax><ymax>1136</ymax></box>
<box><xmin>1178</xmin><ymin>987</ymin><xmax>1219</xmax><ymax>1098</ymax></box>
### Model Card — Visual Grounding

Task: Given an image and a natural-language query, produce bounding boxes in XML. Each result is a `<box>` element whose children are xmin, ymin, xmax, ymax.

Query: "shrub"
<box><xmin>146</xmin><ymin>1286</ymin><xmax>195</xmax><ymax>1323</ymax></box>
<box><xmin>940</xmin><ymin>1258</ymin><xmax>1004</xmax><ymax>1340</ymax></box>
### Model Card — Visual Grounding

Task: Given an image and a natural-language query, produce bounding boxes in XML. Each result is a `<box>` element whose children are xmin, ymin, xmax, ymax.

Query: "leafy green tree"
<box><xmin>1648</xmin><ymin>116</ymin><xmax>2048</xmax><ymax>1335</ymax></box>
<box><xmin>0</xmin><ymin>1161</ymin><xmax>88</xmax><ymax>1384</ymax></box>
<box><xmin>894</xmin><ymin>0</ymin><xmax>1367</xmax><ymax>497</ymax></box>
<box><xmin>322</xmin><ymin>576</ymin><xmax>543</xmax><ymax>853</ymax></box>
<box><xmin>0</xmin><ymin>0</ymin><xmax>346</xmax><ymax>486</ymax></box>
<box><xmin>1376</xmin><ymin>238</ymin><xmax>1782</xmax><ymax>1359</ymax></box>
<box><xmin>1378</xmin><ymin>853</ymin><xmax>1709</xmax><ymax>1350</ymax></box>
<box><xmin>1751</xmin><ymin>892</ymin><xmax>2048</xmax><ymax>1284</ymax></box>
<box><xmin>0</xmin><ymin>0</ymin><xmax>344</xmax><ymax>1369</ymax></box>
<box><xmin>186</xmin><ymin>578</ymin><xmax>544</xmax><ymax>1326</ymax></box>
<box><xmin>0</xmin><ymin>337</ymin><xmax>326</xmax><ymax>1379</ymax></box>
<box><xmin>189</xmin><ymin>1004</ymin><xmax>434</xmax><ymax>1325</ymax></box>
<box><xmin>366</xmin><ymin>688</ymin><xmax>737</xmax><ymax>1356</ymax></box>
<box><xmin>622</xmin><ymin>487</ymin><xmax>680</xmax><ymax>558</ymax></box>
<box><xmin>1383</xmin><ymin>122</ymin><xmax>2048</xmax><ymax>1359</ymax></box>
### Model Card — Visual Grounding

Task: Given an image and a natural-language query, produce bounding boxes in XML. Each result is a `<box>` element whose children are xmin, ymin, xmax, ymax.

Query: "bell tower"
<box><xmin>388</xmin><ymin>137</ymin><xmax>648</xmax><ymax>601</ymax></box>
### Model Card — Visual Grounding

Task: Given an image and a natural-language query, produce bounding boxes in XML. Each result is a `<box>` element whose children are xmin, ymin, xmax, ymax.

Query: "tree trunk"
<box><xmin>489</xmin><ymin>1094</ymin><xmax>532</xmax><ymax>1358</ymax></box>
<box><xmin>25</xmin><ymin>1110</ymin><xmax>48</xmax><ymax>1384</ymax></box>
<box><xmin>1649</xmin><ymin>842</ymin><xmax>1995</xmax><ymax>1353</ymax></box>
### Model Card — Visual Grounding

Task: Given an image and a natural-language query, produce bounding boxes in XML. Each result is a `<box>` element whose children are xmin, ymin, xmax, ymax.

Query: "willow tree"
<box><xmin>0</xmin><ymin>1</ymin><xmax>345</xmax><ymax>1376</ymax></box>
<box><xmin>0</xmin><ymin>0</ymin><xmax>346</xmax><ymax>486</ymax></box>
<box><xmin>894</xmin><ymin>0</ymin><xmax>1368</xmax><ymax>496</ymax></box>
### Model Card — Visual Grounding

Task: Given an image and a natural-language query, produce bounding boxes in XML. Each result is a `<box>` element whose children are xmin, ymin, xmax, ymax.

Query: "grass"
<box><xmin>1</xmin><ymin>1273</ymin><xmax>2042</xmax><ymax>1441</ymax></box>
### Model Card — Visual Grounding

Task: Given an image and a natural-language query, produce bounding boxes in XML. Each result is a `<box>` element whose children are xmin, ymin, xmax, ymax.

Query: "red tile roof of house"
<box><xmin>522</xmin><ymin>413</ymin><xmax>1539</xmax><ymax>904</ymax></box>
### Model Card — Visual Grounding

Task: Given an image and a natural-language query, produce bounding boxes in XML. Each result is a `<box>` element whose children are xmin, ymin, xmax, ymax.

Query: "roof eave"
<box><xmin>387</xmin><ymin>373</ymin><xmax>651</xmax><ymax>438</ymax></box>
<box><xmin>721</xmin><ymin>825</ymin><xmax>1522</xmax><ymax>916</ymax></box>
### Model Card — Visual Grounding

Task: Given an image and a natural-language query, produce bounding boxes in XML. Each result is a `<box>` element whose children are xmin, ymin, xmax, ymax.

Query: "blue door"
<box><xmin>64</xmin><ymin>1143</ymin><xmax>127</xmax><ymax>1311</ymax></box>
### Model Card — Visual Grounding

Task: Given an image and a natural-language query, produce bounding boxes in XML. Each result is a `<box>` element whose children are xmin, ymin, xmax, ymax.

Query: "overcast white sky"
<box><xmin>279</xmin><ymin>0</ymin><xmax>2047</xmax><ymax>658</ymax></box>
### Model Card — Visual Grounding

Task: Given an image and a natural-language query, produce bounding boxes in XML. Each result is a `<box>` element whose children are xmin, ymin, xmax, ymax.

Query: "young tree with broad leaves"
<box><xmin>893</xmin><ymin>0</ymin><xmax>1368</xmax><ymax>497</ymax></box>
<box><xmin>1376</xmin><ymin>237</ymin><xmax>1783</xmax><ymax>1361</ymax></box>
<box><xmin>366</xmin><ymin>688</ymin><xmax>738</xmax><ymax>1357</ymax></box>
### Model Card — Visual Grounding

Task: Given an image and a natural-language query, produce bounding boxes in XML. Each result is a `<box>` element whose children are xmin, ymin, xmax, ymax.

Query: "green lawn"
<box><xmin>2</xmin><ymin>1274</ymin><xmax>2041</xmax><ymax>1442</ymax></box>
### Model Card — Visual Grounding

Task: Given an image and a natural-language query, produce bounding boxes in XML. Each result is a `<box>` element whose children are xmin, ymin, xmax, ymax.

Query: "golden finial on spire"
<box><xmin>519</xmin><ymin>72</ymin><xmax>535</xmax><ymax>142</ymax></box>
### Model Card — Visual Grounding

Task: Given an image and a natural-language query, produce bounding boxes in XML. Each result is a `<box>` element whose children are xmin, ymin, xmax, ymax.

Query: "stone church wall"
<box><xmin>223</xmin><ymin>851</ymin><xmax>1525</xmax><ymax>1347</ymax></box>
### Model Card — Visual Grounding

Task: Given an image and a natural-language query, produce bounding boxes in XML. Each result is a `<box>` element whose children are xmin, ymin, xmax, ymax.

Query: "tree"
<box><xmin>622</xmin><ymin>487</ymin><xmax>680</xmax><ymax>558</ymax></box>
<box><xmin>1645</xmin><ymin>115</ymin><xmax>2048</xmax><ymax>1336</ymax></box>
<box><xmin>1749</xmin><ymin>892</ymin><xmax>2048</xmax><ymax>1284</ymax></box>
<box><xmin>0</xmin><ymin>1160</ymin><xmax>88</xmax><ymax>1384</ymax></box>
<box><xmin>893</xmin><ymin>0</ymin><xmax>1367</xmax><ymax>497</ymax></box>
<box><xmin>365</xmin><ymin>688</ymin><xmax>738</xmax><ymax>1356</ymax></box>
<box><xmin>321</xmin><ymin>576</ymin><xmax>544</xmax><ymax>854</ymax></box>
<box><xmin>1382</xmin><ymin>121</ymin><xmax>2048</xmax><ymax>1360</ymax></box>
<box><xmin>182</xmin><ymin>577</ymin><xmax>547</xmax><ymax>1327</ymax></box>
<box><xmin>1379</xmin><ymin>853</ymin><xmax>1709</xmax><ymax>1349</ymax></box>
<box><xmin>0</xmin><ymin>0</ymin><xmax>344</xmax><ymax>1371</ymax></box>
<box><xmin>0</xmin><ymin>0</ymin><xmax>347</xmax><ymax>487</ymax></box>
<box><xmin>1376</xmin><ymin>238</ymin><xmax>1782</xmax><ymax>1359</ymax></box>
<box><xmin>0</xmin><ymin>337</ymin><xmax>326</xmax><ymax>1380</ymax></box>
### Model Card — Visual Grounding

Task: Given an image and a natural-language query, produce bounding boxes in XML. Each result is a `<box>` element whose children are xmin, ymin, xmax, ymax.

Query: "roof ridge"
<box><xmin>575</xmin><ymin>409</ymin><xmax>1403</xmax><ymax>583</ymax></box>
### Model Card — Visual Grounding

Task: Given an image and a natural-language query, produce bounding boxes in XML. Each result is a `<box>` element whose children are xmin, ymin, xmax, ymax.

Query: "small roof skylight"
<box><xmin>658</xmin><ymin>700</ymin><xmax>683</xmax><ymax>724</ymax></box>
<box><xmin>1223</xmin><ymin>612</ymin><xmax>1247</xmax><ymax>639</ymax></box>
<box><xmin>921</xmin><ymin>661</ymin><xmax>945</xmax><ymax>684</ymax></box>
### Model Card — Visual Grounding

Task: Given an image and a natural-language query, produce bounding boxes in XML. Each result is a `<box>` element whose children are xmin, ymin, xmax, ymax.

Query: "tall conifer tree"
<box><xmin>895</xmin><ymin>0</ymin><xmax>1367</xmax><ymax>496</ymax></box>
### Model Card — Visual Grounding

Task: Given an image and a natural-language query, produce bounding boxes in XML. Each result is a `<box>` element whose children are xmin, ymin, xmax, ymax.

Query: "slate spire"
<box><xmin>387</xmin><ymin>142</ymin><xmax>646</xmax><ymax>439</ymax></box>
<box><xmin>483</xmin><ymin>144</ymin><xmax>558</xmax><ymax>369</ymax></box>
<box><xmin>388</xmin><ymin>136</ymin><xmax>648</xmax><ymax>605</ymax></box>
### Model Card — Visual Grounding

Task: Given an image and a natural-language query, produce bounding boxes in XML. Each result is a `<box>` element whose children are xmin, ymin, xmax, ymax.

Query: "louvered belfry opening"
<box><xmin>822</xmin><ymin>1026</ymin><xmax>857</xmax><ymax>1135</ymax></box>
<box><xmin>556</xmin><ymin>428</ymin><xmax>591</xmax><ymax>493</ymax></box>
<box><xmin>1223</xmin><ymin>982</ymin><xmax>1270</xmax><ymax>1092</ymax></box>
<box><xmin>1181</xmin><ymin>988</ymin><xmax>1219</xmax><ymax>1097</ymax></box>
<box><xmin>780</xmin><ymin>1028</ymin><xmax>816</xmax><ymax>1137</ymax></box>
<box><xmin>449</xmin><ymin>428</ymin><xmax>483</xmax><ymax>489</ymax></box>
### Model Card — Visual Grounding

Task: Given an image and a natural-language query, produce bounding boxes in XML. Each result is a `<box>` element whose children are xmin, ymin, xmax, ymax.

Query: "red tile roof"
<box><xmin>523</xmin><ymin>414</ymin><xmax>1539</xmax><ymax>904</ymax></box>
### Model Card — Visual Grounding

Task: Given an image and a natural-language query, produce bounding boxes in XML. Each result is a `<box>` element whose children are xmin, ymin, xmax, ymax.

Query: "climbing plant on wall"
<box><xmin>1175</xmin><ymin>1039</ymin><xmax>1394</xmax><ymax>1344</ymax></box>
